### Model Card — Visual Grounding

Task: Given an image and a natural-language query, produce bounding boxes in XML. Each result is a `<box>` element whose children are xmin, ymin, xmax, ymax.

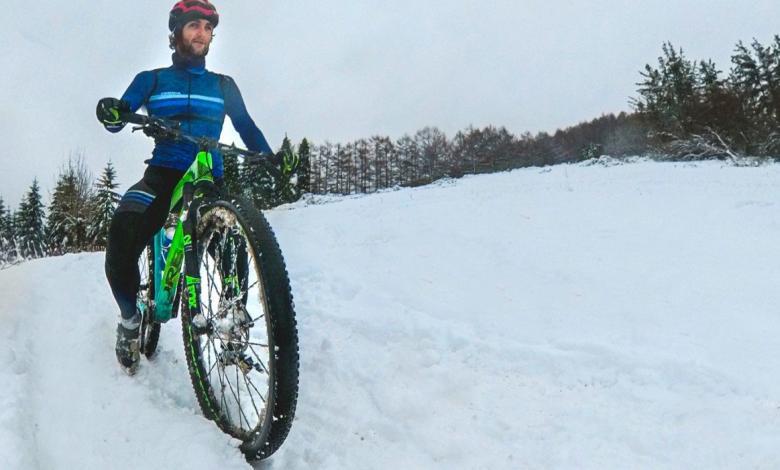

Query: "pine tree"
<box><xmin>88</xmin><ymin>161</ymin><xmax>121</xmax><ymax>250</ymax></box>
<box><xmin>16</xmin><ymin>179</ymin><xmax>47</xmax><ymax>259</ymax></box>
<box><xmin>752</xmin><ymin>38</ymin><xmax>780</xmax><ymax>127</ymax></box>
<box><xmin>729</xmin><ymin>37</ymin><xmax>780</xmax><ymax>154</ymax></box>
<box><xmin>731</xmin><ymin>42</ymin><xmax>761</xmax><ymax>109</ymax></box>
<box><xmin>730</xmin><ymin>41</ymin><xmax>763</xmax><ymax>147</ymax></box>
<box><xmin>47</xmin><ymin>171</ymin><xmax>76</xmax><ymax>255</ymax></box>
<box><xmin>241</xmin><ymin>152</ymin><xmax>276</xmax><ymax>209</ymax></box>
<box><xmin>2</xmin><ymin>208</ymin><xmax>17</xmax><ymax>263</ymax></box>
<box><xmin>275</xmin><ymin>136</ymin><xmax>298</xmax><ymax>204</ymax></box>
<box><xmin>222</xmin><ymin>152</ymin><xmax>242</xmax><ymax>197</ymax></box>
<box><xmin>297</xmin><ymin>138</ymin><xmax>311</xmax><ymax>194</ymax></box>
<box><xmin>634</xmin><ymin>43</ymin><xmax>698</xmax><ymax>138</ymax></box>
<box><xmin>46</xmin><ymin>157</ymin><xmax>93</xmax><ymax>254</ymax></box>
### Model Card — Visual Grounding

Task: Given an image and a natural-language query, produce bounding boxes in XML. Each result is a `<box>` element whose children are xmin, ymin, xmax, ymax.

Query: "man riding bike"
<box><xmin>96</xmin><ymin>0</ymin><xmax>275</xmax><ymax>374</ymax></box>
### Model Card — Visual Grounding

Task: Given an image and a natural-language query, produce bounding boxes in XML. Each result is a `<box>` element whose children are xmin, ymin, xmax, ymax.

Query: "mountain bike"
<box><xmin>122</xmin><ymin>111</ymin><xmax>299</xmax><ymax>461</ymax></box>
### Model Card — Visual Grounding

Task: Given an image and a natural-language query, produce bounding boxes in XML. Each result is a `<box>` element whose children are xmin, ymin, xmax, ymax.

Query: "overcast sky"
<box><xmin>2</xmin><ymin>0</ymin><xmax>779</xmax><ymax>206</ymax></box>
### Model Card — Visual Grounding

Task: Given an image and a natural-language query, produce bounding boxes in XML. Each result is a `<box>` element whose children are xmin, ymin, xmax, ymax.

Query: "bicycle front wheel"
<box><xmin>181</xmin><ymin>197</ymin><xmax>299</xmax><ymax>462</ymax></box>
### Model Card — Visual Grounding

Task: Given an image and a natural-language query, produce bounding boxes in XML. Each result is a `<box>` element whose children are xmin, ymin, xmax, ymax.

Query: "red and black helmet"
<box><xmin>169</xmin><ymin>0</ymin><xmax>219</xmax><ymax>32</ymax></box>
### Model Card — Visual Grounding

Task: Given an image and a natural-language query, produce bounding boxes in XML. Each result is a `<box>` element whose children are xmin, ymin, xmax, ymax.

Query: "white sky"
<box><xmin>2</xmin><ymin>0</ymin><xmax>779</xmax><ymax>206</ymax></box>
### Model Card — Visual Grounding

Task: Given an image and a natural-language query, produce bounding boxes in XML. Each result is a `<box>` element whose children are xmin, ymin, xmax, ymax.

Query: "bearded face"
<box><xmin>176</xmin><ymin>19</ymin><xmax>214</xmax><ymax>57</ymax></box>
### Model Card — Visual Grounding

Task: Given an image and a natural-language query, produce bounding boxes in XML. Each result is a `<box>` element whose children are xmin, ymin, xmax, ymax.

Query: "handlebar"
<box><xmin>118</xmin><ymin>111</ymin><xmax>278</xmax><ymax>170</ymax></box>
<box><xmin>120</xmin><ymin>112</ymin><xmax>151</xmax><ymax>126</ymax></box>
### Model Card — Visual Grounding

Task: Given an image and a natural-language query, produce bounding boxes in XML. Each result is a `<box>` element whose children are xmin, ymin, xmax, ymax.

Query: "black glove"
<box><xmin>96</xmin><ymin>97</ymin><xmax>129</xmax><ymax>131</ymax></box>
<box><xmin>278</xmin><ymin>150</ymin><xmax>300</xmax><ymax>176</ymax></box>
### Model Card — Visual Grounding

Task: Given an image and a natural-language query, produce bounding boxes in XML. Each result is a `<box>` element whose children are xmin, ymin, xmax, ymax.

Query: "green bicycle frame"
<box><xmin>151</xmin><ymin>150</ymin><xmax>214</xmax><ymax>322</ymax></box>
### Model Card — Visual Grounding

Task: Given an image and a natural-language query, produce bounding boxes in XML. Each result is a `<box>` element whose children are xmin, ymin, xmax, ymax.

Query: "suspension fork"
<box><xmin>180</xmin><ymin>148</ymin><xmax>222</xmax><ymax>325</ymax></box>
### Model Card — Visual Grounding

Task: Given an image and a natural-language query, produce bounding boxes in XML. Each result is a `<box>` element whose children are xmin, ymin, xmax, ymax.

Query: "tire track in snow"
<box><xmin>3</xmin><ymin>254</ymin><xmax>251</xmax><ymax>470</ymax></box>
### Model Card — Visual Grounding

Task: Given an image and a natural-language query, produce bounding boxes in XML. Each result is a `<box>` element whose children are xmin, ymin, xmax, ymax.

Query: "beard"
<box><xmin>179</xmin><ymin>38</ymin><xmax>210</xmax><ymax>58</ymax></box>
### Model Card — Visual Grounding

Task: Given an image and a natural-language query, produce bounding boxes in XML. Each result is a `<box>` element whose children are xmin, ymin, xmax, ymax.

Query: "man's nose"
<box><xmin>195</xmin><ymin>24</ymin><xmax>209</xmax><ymax>36</ymax></box>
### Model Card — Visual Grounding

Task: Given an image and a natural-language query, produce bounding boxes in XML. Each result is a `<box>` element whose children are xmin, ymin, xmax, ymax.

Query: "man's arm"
<box><xmin>222</xmin><ymin>76</ymin><xmax>274</xmax><ymax>154</ymax></box>
<box><xmin>97</xmin><ymin>71</ymin><xmax>156</xmax><ymax>133</ymax></box>
<box><xmin>120</xmin><ymin>71</ymin><xmax>156</xmax><ymax>113</ymax></box>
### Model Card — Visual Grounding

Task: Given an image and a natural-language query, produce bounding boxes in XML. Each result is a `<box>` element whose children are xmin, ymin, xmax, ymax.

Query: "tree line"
<box><xmin>633</xmin><ymin>37</ymin><xmax>780</xmax><ymax>159</ymax></box>
<box><xmin>0</xmin><ymin>157</ymin><xmax>120</xmax><ymax>266</ymax></box>
<box><xmin>262</xmin><ymin>34</ymin><xmax>780</xmax><ymax>197</ymax></box>
<box><xmin>220</xmin><ymin>111</ymin><xmax>650</xmax><ymax>201</ymax></box>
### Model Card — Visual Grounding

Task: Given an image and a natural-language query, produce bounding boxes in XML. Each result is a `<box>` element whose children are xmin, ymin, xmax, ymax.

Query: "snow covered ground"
<box><xmin>2</xmin><ymin>159</ymin><xmax>780</xmax><ymax>469</ymax></box>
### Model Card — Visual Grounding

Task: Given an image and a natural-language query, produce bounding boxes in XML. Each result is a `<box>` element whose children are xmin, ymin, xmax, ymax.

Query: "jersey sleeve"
<box><xmin>103</xmin><ymin>71</ymin><xmax>156</xmax><ymax>134</ymax></box>
<box><xmin>120</xmin><ymin>71</ymin><xmax>156</xmax><ymax>112</ymax></box>
<box><xmin>222</xmin><ymin>76</ymin><xmax>273</xmax><ymax>155</ymax></box>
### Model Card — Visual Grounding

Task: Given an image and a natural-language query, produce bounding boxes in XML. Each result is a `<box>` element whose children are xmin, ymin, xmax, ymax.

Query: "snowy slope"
<box><xmin>2</xmin><ymin>159</ymin><xmax>780</xmax><ymax>469</ymax></box>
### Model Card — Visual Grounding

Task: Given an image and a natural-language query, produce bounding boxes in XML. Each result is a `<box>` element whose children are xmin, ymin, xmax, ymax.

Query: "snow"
<box><xmin>2</xmin><ymin>159</ymin><xmax>780</xmax><ymax>469</ymax></box>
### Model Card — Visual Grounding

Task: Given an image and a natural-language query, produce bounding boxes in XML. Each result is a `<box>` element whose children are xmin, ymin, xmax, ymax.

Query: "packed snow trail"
<box><xmin>0</xmin><ymin>255</ymin><xmax>248</xmax><ymax>469</ymax></box>
<box><xmin>2</xmin><ymin>159</ymin><xmax>780</xmax><ymax>469</ymax></box>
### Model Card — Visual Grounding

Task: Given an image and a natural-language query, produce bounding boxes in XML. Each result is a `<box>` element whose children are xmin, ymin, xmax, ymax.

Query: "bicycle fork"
<box><xmin>182</xmin><ymin>182</ymin><xmax>206</xmax><ymax>329</ymax></box>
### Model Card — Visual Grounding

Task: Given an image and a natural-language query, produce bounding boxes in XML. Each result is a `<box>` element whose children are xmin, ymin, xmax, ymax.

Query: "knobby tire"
<box><xmin>181</xmin><ymin>196</ymin><xmax>299</xmax><ymax>462</ymax></box>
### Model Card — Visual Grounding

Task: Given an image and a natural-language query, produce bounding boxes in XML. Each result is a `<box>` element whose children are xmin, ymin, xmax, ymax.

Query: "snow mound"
<box><xmin>2</xmin><ymin>160</ymin><xmax>780</xmax><ymax>469</ymax></box>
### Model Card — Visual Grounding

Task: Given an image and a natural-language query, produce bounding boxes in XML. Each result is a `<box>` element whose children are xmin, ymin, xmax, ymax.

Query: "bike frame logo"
<box><xmin>186</xmin><ymin>275</ymin><xmax>200</xmax><ymax>310</ymax></box>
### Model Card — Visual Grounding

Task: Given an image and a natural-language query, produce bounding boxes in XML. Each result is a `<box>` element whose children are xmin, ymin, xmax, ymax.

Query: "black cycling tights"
<box><xmin>105</xmin><ymin>165</ymin><xmax>184</xmax><ymax>321</ymax></box>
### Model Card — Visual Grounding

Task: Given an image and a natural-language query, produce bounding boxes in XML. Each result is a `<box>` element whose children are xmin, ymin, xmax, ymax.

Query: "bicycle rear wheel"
<box><xmin>181</xmin><ymin>196</ymin><xmax>299</xmax><ymax>462</ymax></box>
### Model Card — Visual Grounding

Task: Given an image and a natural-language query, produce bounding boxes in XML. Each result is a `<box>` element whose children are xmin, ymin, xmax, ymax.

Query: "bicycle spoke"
<box><xmin>223</xmin><ymin>365</ymin><xmax>252</xmax><ymax>430</ymax></box>
<box><xmin>236</xmin><ymin>362</ymin><xmax>243</xmax><ymax>430</ymax></box>
<box><xmin>202</xmin><ymin>246</ymin><xmax>216</xmax><ymax>299</ymax></box>
<box><xmin>244</xmin><ymin>371</ymin><xmax>268</xmax><ymax>405</ymax></box>
<box><xmin>205</xmin><ymin>337</ymin><xmax>221</xmax><ymax>378</ymax></box>
<box><xmin>206</xmin><ymin>332</ymin><xmax>253</xmax><ymax>429</ymax></box>
<box><xmin>241</xmin><ymin>372</ymin><xmax>264</xmax><ymax>422</ymax></box>
<box><xmin>205</xmin><ymin>255</ymin><xmax>216</xmax><ymax>319</ymax></box>
<box><xmin>204</xmin><ymin>262</ymin><xmax>218</xmax><ymax>293</ymax></box>
<box><xmin>201</xmin><ymin>252</ymin><xmax>223</xmax><ymax>313</ymax></box>
<box><xmin>215</xmin><ymin>350</ymin><xmax>230</xmax><ymax>422</ymax></box>
<box><xmin>204</xmin><ymin>324</ymin><xmax>266</xmax><ymax>430</ymax></box>
<box><xmin>247</xmin><ymin>343</ymin><xmax>271</xmax><ymax>375</ymax></box>
<box><xmin>202</xmin><ymin>234</ymin><xmax>222</xmax><ymax>286</ymax></box>
<box><xmin>244</xmin><ymin>279</ymin><xmax>260</xmax><ymax>292</ymax></box>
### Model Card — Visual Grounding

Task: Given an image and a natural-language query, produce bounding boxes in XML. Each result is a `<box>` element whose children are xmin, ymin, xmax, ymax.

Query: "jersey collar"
<box><xmin>172</xmin><ymin>52</ymin><xmax>206</xmax><ymax>75</ymax></box>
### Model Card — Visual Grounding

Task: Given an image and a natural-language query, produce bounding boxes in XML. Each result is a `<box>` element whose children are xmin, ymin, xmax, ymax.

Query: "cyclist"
<box><xmin>95</xmin><ymin>0</ymin><xmax>275</xmax><ymax>374</ymax></box>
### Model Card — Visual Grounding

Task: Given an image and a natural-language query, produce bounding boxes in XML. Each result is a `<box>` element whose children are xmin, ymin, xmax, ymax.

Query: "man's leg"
<box><xmin>104</xmin><ymin>165</ymin><xmax>184</xmax><ymax>370</ymax></box>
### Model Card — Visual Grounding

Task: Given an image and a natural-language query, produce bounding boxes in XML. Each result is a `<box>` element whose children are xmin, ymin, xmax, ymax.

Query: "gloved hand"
<box><xmin>96</xmin><ymin>97</ymin><xmax>130</xmax><ymax>131</ymax></box>
<box><xmin>279</xmin><ymin>150</ymin><xmax>300</xmax><ymax>176</ymax></box>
